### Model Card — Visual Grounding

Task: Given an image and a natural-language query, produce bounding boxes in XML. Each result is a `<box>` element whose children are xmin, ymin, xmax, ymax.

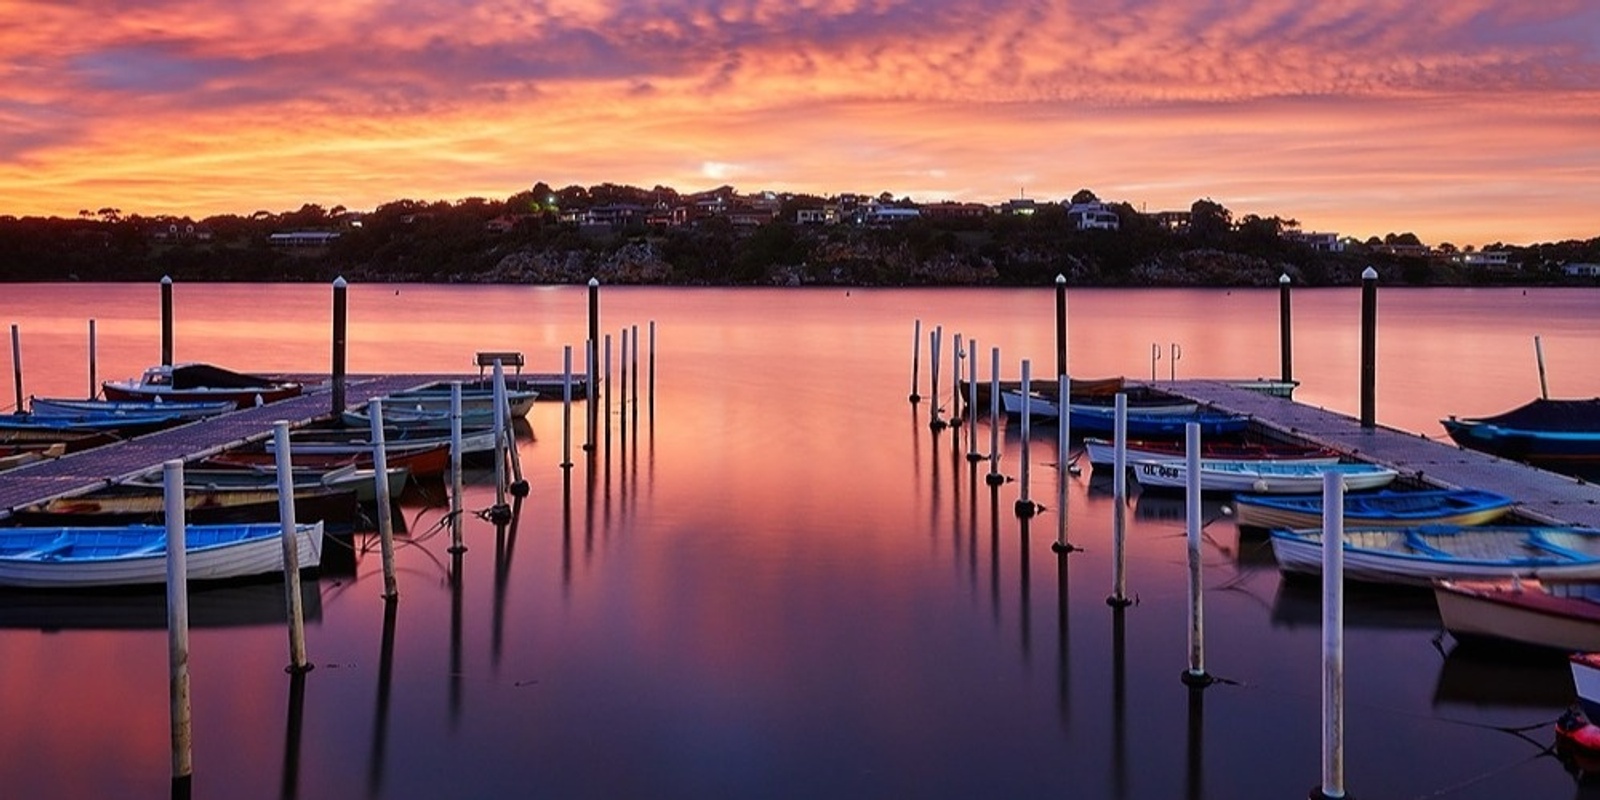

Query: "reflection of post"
<box><xmin>1185</xmin><ymin>682</ymin><xmax>1205</xmax><ymax>800</ymax></box>
<box><xmin>449</xmin><ymin>549</ymin><xmax>464</xmax><ymax>728</ymax></box>
<box><xmin>1111</xmin><ymin>606</ymin><xmax>1128</xmax><ymax>799</ymax></box>
<box><xmin>1055</xmin><ymin>548</ymin><xmax>1072</xmax><ymax>733</ymax></box>
<box><xmin>279</xmin><ymin>671</ymin><xmax>307</xmax><ymax>800</ymax></box>
<box><xmin>1018</xmin><ymin>514</ymin><xmax>1032</xmax><ymax>661</ymax></box>
<box><xmin>492</xmin><ymin>500</ymin><xmax>519</xmax><ymax>670</ymax></box>
<box><xmin>367</xmin><ymin>600</ymin><xmax>398</xmax><ymax>798</ymax></box>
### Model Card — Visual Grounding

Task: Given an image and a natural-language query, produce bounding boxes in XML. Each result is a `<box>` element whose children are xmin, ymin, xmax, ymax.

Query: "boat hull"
<box><xmin>1272</xmin><ymin>526</ymin><xmax>1600</xmax><ymax>587</ymax></box>
<box><xmin>1131</xmin><ymin>461</ymin><xmax>1397</xmax><ymax>494</ymax></box>
<box><xmin>1233</xmin><ymin>488</ymin><xmax>1516</xmax><ymax>530</ymax></box>
<box><xmin>1432</xmin><ymin>578</ymin><xmax>1600</xmax><ymax>652</ymax></box>
<box><xmin>1573</xmin><ymin>653</ymin><xmax>1600</xmax><ymax>720</ymax></box>
<box><xmin>0</xmin><ymin>522</ymin><xmax>324</xmax><ymax>589</ymax></box>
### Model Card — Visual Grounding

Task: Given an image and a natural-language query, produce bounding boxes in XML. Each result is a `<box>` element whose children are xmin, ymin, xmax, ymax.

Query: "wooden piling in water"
<box><xmin>9</xmin><ymin>323</ymin><xmax>20</xmax><ymax>411</ymax></box>
<box><xmin>163</xmin><ymin>460</ymin><xmax>193</xmax><ymax>781</ymax></box>
<box><xmin>1319</xmin><ymin>470</ymin><xmax>1348</xmax><ymax>799</ymax></box>
<box><xmin>986</xmin><ymin>346</ymin><xmax>1003</xmax><ymax>487</ymax></box>
<box><xmin>966</xmin><ymin>337</ymin><xmax>982</xmax><ymax>461</ymax></box>
<box><xmin>272</xmin><ymin>422</ymin><xmax>310</xmax><ymax>673</ymax></box>
<box><xmin>561</xmin><ymin>346</ymin><xmax>573</xmax><ymax>470</ymax></box>
<box><xmin>160</xmin><ymin>275</ymin><xmax>174</xmax><ymax>367</ymax></box>
<box><xmin>368</xmin><ymin>401</ymin><xmax>399</xmax><ymax>599</ymax></box>
<box><xmin>332</xmin><ymin>277</ymin><xmax>348</xmax><ymax>415</ymax></box>
<box><xmin>1016</xmin><ymin>359</ymin><xmax>1035</xmax><ymax>518</ymax></box>
<box><xmin>1182</xmin><ymin>422</ymin><xmax>1209</xmax><ymax>686</ymax></box>
<box><xmin>1055</xmin><ymin>274</ymin><xmax>1067</xmax><ymax>379</ymax></box>
<box><xmin>1360</xmin><ymin>267</ymin><xmax>1377</xmax><ymax>429</ymax></box>
<box><xmin>450</xmin><ymin>382</ymin><xmax>465</xmax><ymax>552</ymax></box>
<box><xmin>1108</xmin><ymin>394</ymin><xmax>1131</xmax><ymax>607</ymax></box>
<box><xmin>1279</xmin><ymin>273</ymin><xmax>1293</xmax><ymax>383</ymax></box>
<box><xmin>1052</xmin><ymin>373</ymin><xmax>1073</xmax><ymax>554</ymax></box>
<box><xmin>909</xmin><ymin>319</ymin><xmax>922</xmax><ymax>404</ymax></box>
<box><xmin>88</xmin><ymin>319</ymin><xmax>97</xmax><ymax>400</ymax></box>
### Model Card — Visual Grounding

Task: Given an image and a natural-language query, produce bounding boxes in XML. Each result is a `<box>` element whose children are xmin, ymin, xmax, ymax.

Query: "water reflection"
<box><xmin>367</xmin><ymin>599</ymin><xmax>397</xmax><ymax>800</ymax></box>
<box><xmin>1433</xmin><ymin>644</ymin><xmax>1573</xmax><ymax>711</ymax></box>
<box><xmin>1270</xmin><ymin>580</ymin><xmax>1442</xmax><ymax>631</ymax></box>
<box><xmin>279</xmin><ymin>671</ymin><xmax>306</xmax><ymax>800</ymax></box>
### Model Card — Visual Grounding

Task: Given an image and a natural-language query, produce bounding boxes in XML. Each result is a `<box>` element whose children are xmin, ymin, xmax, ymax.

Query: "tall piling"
<box><xmin>272</xmin><ymin>422</ymin><xmax>310</xmax><ymax>673</ymax></box>
<box><xmin>332</xmin><ymin>277</ymin><xmax>348</xmax><ymax>414</ymax></box>
<box><xmin>9</xmin><ymin>324</ymin><xmax>20</xmax><ymax>411</ymax></box>
<box><xmin>368</xmin><ymin>401</ymin><xmax>399</xmax><ymax>599</ymax></box>
<box><xmin>1360</xmin><ymin>267</ymin><xmax>1377</xmax><ymax>429</ymax></box>
<box><xmin>1279</xmin><ymin>274</ymin><xmax>1293</xmax><ymax>383</ymax></box>
<box><xmin>1182</xmin><ymin>422</ymin><xmax>1209</xmax><ymax>686</ymax></box>
<box><xmin>1108</xmin><ymin>394</ymin><xmax>1131</xmax><ymax>607</ymax></box>
<box><xmin>1054</xmin><ymin>274</ymin><xmax>1067</xmax><ymax>378</ymax></box>
<box><xmin>160</xmin><ymin>275</ymin><xmax>174</xmax><ymax>366</ymax></box>
<box><xmin>1319</xmin><ymin>471</ymin><xmax>1348</xmax><ymax>799</ymax></box>
<box><xmin>164</xmin><ymin>460</ymin><xmax>193</xmax><ymax>784</ymax></box>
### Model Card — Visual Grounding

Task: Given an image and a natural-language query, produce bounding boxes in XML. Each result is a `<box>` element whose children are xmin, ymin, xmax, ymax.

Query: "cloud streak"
<box><xmin>1</xmin><ymin>0</ymin><xmax>1596</xmax><ymax>244</ymax></box>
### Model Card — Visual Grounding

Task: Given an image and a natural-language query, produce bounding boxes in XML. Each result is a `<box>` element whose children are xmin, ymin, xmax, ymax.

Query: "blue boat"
<box><xmin>0</xmin><ymin>411</ymin><xmax>187</xmax><ymax>436</ymax></box>
<box><xmin>1232</xmin><ymin>488</ymin><xmax>1517</xmax><ymax>530</ymax></box>
<box><xmin>1442</xmin><ymin>398</ymin><xmax>1600</xmax><ymax>468</ymax></box>
<box><xmin>1066</xmin><ymin>404</ymin><xmax>1250</xmax><ymax>437</ymax></box>
<box><xmin>0</xmin><ymin>522</ymin><xmax>324</xmax><ymax>588</ymax></box>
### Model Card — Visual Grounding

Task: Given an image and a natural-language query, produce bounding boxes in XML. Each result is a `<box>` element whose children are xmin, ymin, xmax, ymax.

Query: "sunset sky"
<box><xmin>1</xmin><ymin>1</ymin><xmax>1596</xmax><ymax>246</ymax></box>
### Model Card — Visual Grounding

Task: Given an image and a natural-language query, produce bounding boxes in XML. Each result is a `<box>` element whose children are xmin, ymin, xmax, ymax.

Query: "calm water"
<box><xmin>2</xmin><ymin>283</ymin><xmax>1600</xmax><ymax>799</ymax></box>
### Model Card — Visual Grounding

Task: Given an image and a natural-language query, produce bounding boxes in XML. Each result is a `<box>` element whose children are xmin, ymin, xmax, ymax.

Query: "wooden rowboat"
<box><xmin>1272</xmin><ymin>525</ymin><xmax>1600</xmax><ymax>587</ymax></box>
<box><xmin>1130</xmin><ymin>460</ymin><xmax>1397</xmax><ymax>494</ymax></box>
<box><xmin>7</xmin><ymin>486</ymin><xmax>357</xmax><ymax>528</ymax></box>
<box><xmin>0</xmin><ymin>521</ymin><xmax>323</xmax><ymax>588</ymax></box>
<box><xmin>1232</xmin><ymin>488</ymin><xmax>1516</xmax><ymax>530</ymax></box>
<box><xmin>1082</xmin><ymin>436</ymin><xmax>1340</xmax><ymax>466</ymax></box>
<box><xmin>1433</xmin><ymin>577</ymin><xmax>1600</xmax><ymax>652</ymax></box>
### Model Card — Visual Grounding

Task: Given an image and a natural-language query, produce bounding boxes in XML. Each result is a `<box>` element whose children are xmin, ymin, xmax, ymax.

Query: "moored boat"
<box><xmin>1433</xmin><ymin>577</ymin><xmax>1600</xmax><ymax>652</ymax></box>
<box><xmin>1441</xmin><ymin>397</ymin><xmax>1600</xmax><ymax>468</ymax></box>
<box><xmin>1573</xmin><ymin>653</ymin><xmax>1600</xmax><ymax>720</ymax></box>
<box><xmin>102</xmin><ymin>363</ymin><xmax>303</xmax><ymax>409</ymax></box>
<box><xmin>123</xmin><ymin>463</ymin><xmax>410</xmax><ymax>504</ymax></box>
<box><xmin>1130</xmin><ymin>460</ymin><xmax>1397</xmax><ymax>494</ymax></box>
<box><xmin>0</xmin><ymin>521</ymin><xmax>324</xmax><ymax>588</ymax></box>
<box><xmin>381</xmin><ymin>387</ymin><xmax>540</xmax><ymax>418</ymax></box>
<box><xmin>6</xmin><ymin>485</ymin><xmax>357</xmax><ymax>527</ymax></box>
<box><xmin>1083</xmin><ymin>436</ymin><xmax>1340</xmax><ymax>466</ymax></box>
<box><xmin>28</xmin><ymin>396</ymin><xmax>234</xmax><ymax>420</ymax></box>
<box><xmin>1271</xmin><ymin>525</ymin><xmax>1600</xmax><ymax>587</ymax></box>
<box><xmin>1233</xmin><ymin>488</ymin><xmax>1516</xmax><ymax>530</ymax></box>
<box><xmin>207</xmin><ymin>441</ymin><xmax>452</xmax><ymax>479</ymax></box>
<box><xmin>1001</xmin><ymin>389</ymin><xmax>1199</xmax><ymax>419</ymax></box>
<box><xmin>0</xmin><ymin>411</ymin><xmax>187</xmax><ymax>437</ymax></box>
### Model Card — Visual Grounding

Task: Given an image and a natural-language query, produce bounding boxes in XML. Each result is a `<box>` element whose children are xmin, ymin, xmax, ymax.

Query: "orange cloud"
<box><xmin>0</xmin><ymin>0</ymin><xmax>1596</xmax><ymax>244</ymax></box>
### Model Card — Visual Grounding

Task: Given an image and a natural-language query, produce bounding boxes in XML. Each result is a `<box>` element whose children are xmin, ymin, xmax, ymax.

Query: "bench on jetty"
<box><xmin>475</xmin><ymin>351</ymin><xmax>524</xmax><ymax>374</ymax></box>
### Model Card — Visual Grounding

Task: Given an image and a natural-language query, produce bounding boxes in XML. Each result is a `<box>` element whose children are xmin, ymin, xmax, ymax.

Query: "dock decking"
<box><xmin>1158</xmin><ymin>380</ymin><xmax>1600</xmax><ymax>529</ymax></box>
<box><xmin>0</xmin><ymin>374</ymin><xmax>471</xmax><ymax>519</ymax></box>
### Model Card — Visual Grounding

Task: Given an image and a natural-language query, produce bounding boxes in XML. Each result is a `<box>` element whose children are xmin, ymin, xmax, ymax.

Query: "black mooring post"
<box><xmin>1279</xmin><ymin>273</ymin><xmax>1293</xmax><ymax>383</ymax></box>
<box><xmin>332</xmin><ymin>277</ymin><xmax>348</xmax><ymax>414</ymax></box>
<box><xmin>1054</xmin><ymin>274</ymin><xmax>1067</xmax><ymax>380</ymax></box>
<box><xmin>587</xmin><ymin>278</ymin><xmax>600</xmax><ymax>361</ymax></box>
<box><xmin>160</xmin><ymin>275</ymin><xmax>174</xmax><ymax>366</ymax></box>
<box><xmin>1360</xmin><ymin>267</ymin><xmax>1377</xmax><ymax>429</ymax></box>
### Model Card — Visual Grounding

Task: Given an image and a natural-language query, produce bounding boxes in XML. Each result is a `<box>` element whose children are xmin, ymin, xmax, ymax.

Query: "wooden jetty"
<box><xmin>1157</xmin><ymin>379</ymin><xmax>1600</xmax><ymax>529</ymax></box>
<box><xmin>0</xmin><ymin>372</ymin><xmax>570</xmax><ymax>521</ymax></box>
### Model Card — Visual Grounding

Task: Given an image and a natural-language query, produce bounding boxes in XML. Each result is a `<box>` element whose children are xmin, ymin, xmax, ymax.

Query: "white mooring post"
<box><xmin>986</xmin><ymin>347</ymin><xmax>1003</xmax><ymax>487</ymax></box>
<box><xmin>1182</xmin><ymin>422</ymin><xmax>1209</xmax><ymax>685</ymax></box>
<box><xmin>928</xmin><ymin>326</ymin><xmax>943</xmax><ymax>429</ymax></box>
<box><xmin>1052</xmin><ymin>373</ymin><xmax>1073</xmax><ymax>553</ymax></box>
<box><xmin>949</xmin><ymin>333</ymin><xmax>963</xmax><ymax>429</ymax></box>
<box><xmin>1108</xmin><ymin>393</ymin><xmax>1131</xmax><ymax>607</ymax></box>
<box><xmin>163</xmin><ymin>460</ymin><xmax>193</xmax><ymax>783</ymax></box>
<box><xmin>368</xmin><ymin>400</ymin><xmax>398</xmax><ymax>599</ymax></box>
<box><xmin>966</xmin><ymin>337</ymin><xmax>982</xmax><ymax>461</ymax></box>
<box><xmin>272</xmin><ymin>422</ymin><xmax>310</xmax><ymax>673</ymax></box>
<box><xmin>1016</xmin><ymin>359</ymin><xmax>1035</xmax><ymax>517</ymax></box>
<box><xmin>561</xmin><ymin>345</ymin><xmax>574</xmax><ymax>469</ymax></box>
<box><xmin>450</xmin><ymin>381</ymin><xmax>465</xmax><ymax>552</ymax></box>
<box><xmin>1320</xmin><ymin>470</ymin><xmax>1348</xmax><ymax>799</ymax></box>
<box><xmin>492</xmin><ymin>360</ymin><xmax>509</xmax><ymax>513</ymax></box>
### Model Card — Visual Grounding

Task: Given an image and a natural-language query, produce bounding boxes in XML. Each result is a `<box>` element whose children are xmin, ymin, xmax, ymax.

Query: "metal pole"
<box><xmin>88</xmin><ymin>319</ymin><xmax>97</xmax><ymax>399</ymax></box>
<box><xmin>1182</xmin><ymin>422</ymin><xmax>1209</xmax><ymax>685</ymax></box>
<box><xmin>1535</xmin><ymin>335</ymin><xmax>1549</xmax><ymax>400</ymax></box>
<box><xmin>163</xmin><ymin>460</ymin><xmax>193</xmax><ymax>781</ymax></box>
<box><xmin>587</xmin><ymin>278</ymin><xmax>600</xmax><ymax>365</ymax></box>
<box><xmin>561</xmin><ymin>345</ymin><xmax>574</xmax><ymax>469</ymax></box>
<box><xmin>1016</xmin><ymin>359</ymin><xmax>1035</xmax><ymax>517</ymax></box>
<box><xmin>929</xmin><ymin>327</ymin><xmax>943</xmax><ymax>429</ymax></box>
<box><xmin>450</xmin><ymin>382</ymin><xmax>464</xmax><ymax>552</ymax></box>
<box><xmin>648</xmin><ymin>320</ymin><xmax>656</xmax><ymax>419</ymax></box>
<box><xmin>1108</xmin><ymin>393</ymin><xmax>1131</xmax><ymax>607</ymax></box>
<box><xmin>368</xmin><ymin>400</ymin><xmax>398</xmax><ymax>599</ymax></box>
<box><xmin>1054</xmin><ymin>274</ymin><xmax>1067</xmax><ymax>379</ymax></box>
<box><xmin>909</xmin><ymin>319</ymin><xmax>922</xmax><ymax>403</ymax></box>
<box><xmin>1170</xmin><ymin>343</ymin><xmax>1181</xmax><ymax>381</ymax></box>
<box><xmin>1360</xmin><ymin>267</ymin><xmax>1377</xmax><ymax>429</ymax></box>
<box><xmin>967</xmin><ymin>337</ymin><xmax>982</xmax><ymax>461</ymax></box>
<box><xmin>272</xmin><ymin>422</ymin><xmax>310</xmax><ymax>673</ymax></box>
<box><xmin>9</xmin><ymin>324</ymin><xmax>20</xmax><ymax>411</ymax></box>
<box><xmin>604</xmin><ymin>333</ymin><xmax>613</xmax><ymax>453</ymax></box>
<box><xmin>492</xmin><ymin>360</ymin><xmax>509</xmax><ymax>514</ymax></box>
<box><xmin>332</xmin><ymin>277</ymin><xmax>348</xmax><ymax>415</ymax></box>
<box><xmin>1321</xmin><ymin>470</ymin><xmax>1347</xmax><ymax>798</ymax></box>
<box><xmin>160</xmin><ymin>275</ymin><xmax>173</xmax><ymax>366</ymax></box>
<box><xmin>1279</xmin><ymin>274</ymin><xmax>1293</xmax><ymax>383</ymax></box>
<box><xmin>986</xmin><ymin>347</ymin><xmax>1003</xmax><ymax>487</ymax></box>
<box><xmin>1052</xmin><ymin>373</ymin><xmax>1074</xmax><ymax>553</ymax></box>
<box><xmin>949</xmin><ymin>333</ymin><xmax>963</xmax><ymax>429</ymax></box>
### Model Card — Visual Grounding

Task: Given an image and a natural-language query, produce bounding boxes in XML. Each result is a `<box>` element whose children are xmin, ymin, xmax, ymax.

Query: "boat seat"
<box><xmin>20</xmin><ymin>536</ymin><xmax>75</xmax><ymax>560</ymax></box>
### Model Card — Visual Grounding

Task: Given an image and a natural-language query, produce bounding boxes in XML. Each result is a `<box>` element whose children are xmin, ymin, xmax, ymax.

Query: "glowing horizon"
<box><xmin>2</xmin><ymin>0</ymin><xmax>1597</xmax><ymax>247</ymax></box>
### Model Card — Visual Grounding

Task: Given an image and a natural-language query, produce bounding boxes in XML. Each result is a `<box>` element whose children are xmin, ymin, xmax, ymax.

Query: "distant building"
<box><xmin>268</xmin><ymin>231</ymin><xmax>340</xmax><ymax>247</ymax></box>
<box><xmin>1065</xmin><ymin>201</ymin><xmax>1120</xmax><ymax>231</ymax></box>
<box><xmin>796</xmin><ymin>207</ymin><xmax>840</xmax><ymax>225</ymax></box>
<box><xmin>997</xmin><ymin>198</ymin><xmax>1040</xmax><ymax>216</ymax></box>
<box><xmin>1563</xmin><ymin>262</ymin><xmax>1600</xmax><ymax>277</ymax></box>
<box><xmin>1149</xmin><ymin>210</ymin><xmax>1191</xmax><ymax>233</ymax></box>
<box><xmin>857</xmin><ymin>207</ymin><xmax>922</xmax><ymax>225</ymax></box>
<box><xmin>1458</xmin><ymin>250</ymin><xmax>1514</xmax><ymax>269</ymax></box>
<box><xmin>1282</xmin><ymin>230</ymin><xmax>1344</xmax><ymax>252</ymax></box>
<box><xmin>921</xmin><ymin>202</ymin><xmax>989</xmax><ymax>220</ymax></box>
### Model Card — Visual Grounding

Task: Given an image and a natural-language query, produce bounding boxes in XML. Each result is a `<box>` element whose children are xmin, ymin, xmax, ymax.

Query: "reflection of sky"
<box><xmin>3</xmin><ymin>2</ymin><xmax>1599</xmax><ymax>244</ymax></box>
<box><xmin>2</xmin><ymin>284</ymin><xmax>1599</xmax><ymax>796</ymax></box>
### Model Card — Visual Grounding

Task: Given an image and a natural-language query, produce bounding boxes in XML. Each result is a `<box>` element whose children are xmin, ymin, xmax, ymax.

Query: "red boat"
<box><xmin>1082</xmin><ymin>436</ymin><xmax>1341</xmax><ymax>466</ymax></box>
<box><xmin>102</xmin><ymin>363</ymin><xmax>302</xmax><ymax>409</ymax></box>
<box><xmin>205</xmin><ymin>442</ymin><xmax>451</xmax><ymax>480</ymax></box>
